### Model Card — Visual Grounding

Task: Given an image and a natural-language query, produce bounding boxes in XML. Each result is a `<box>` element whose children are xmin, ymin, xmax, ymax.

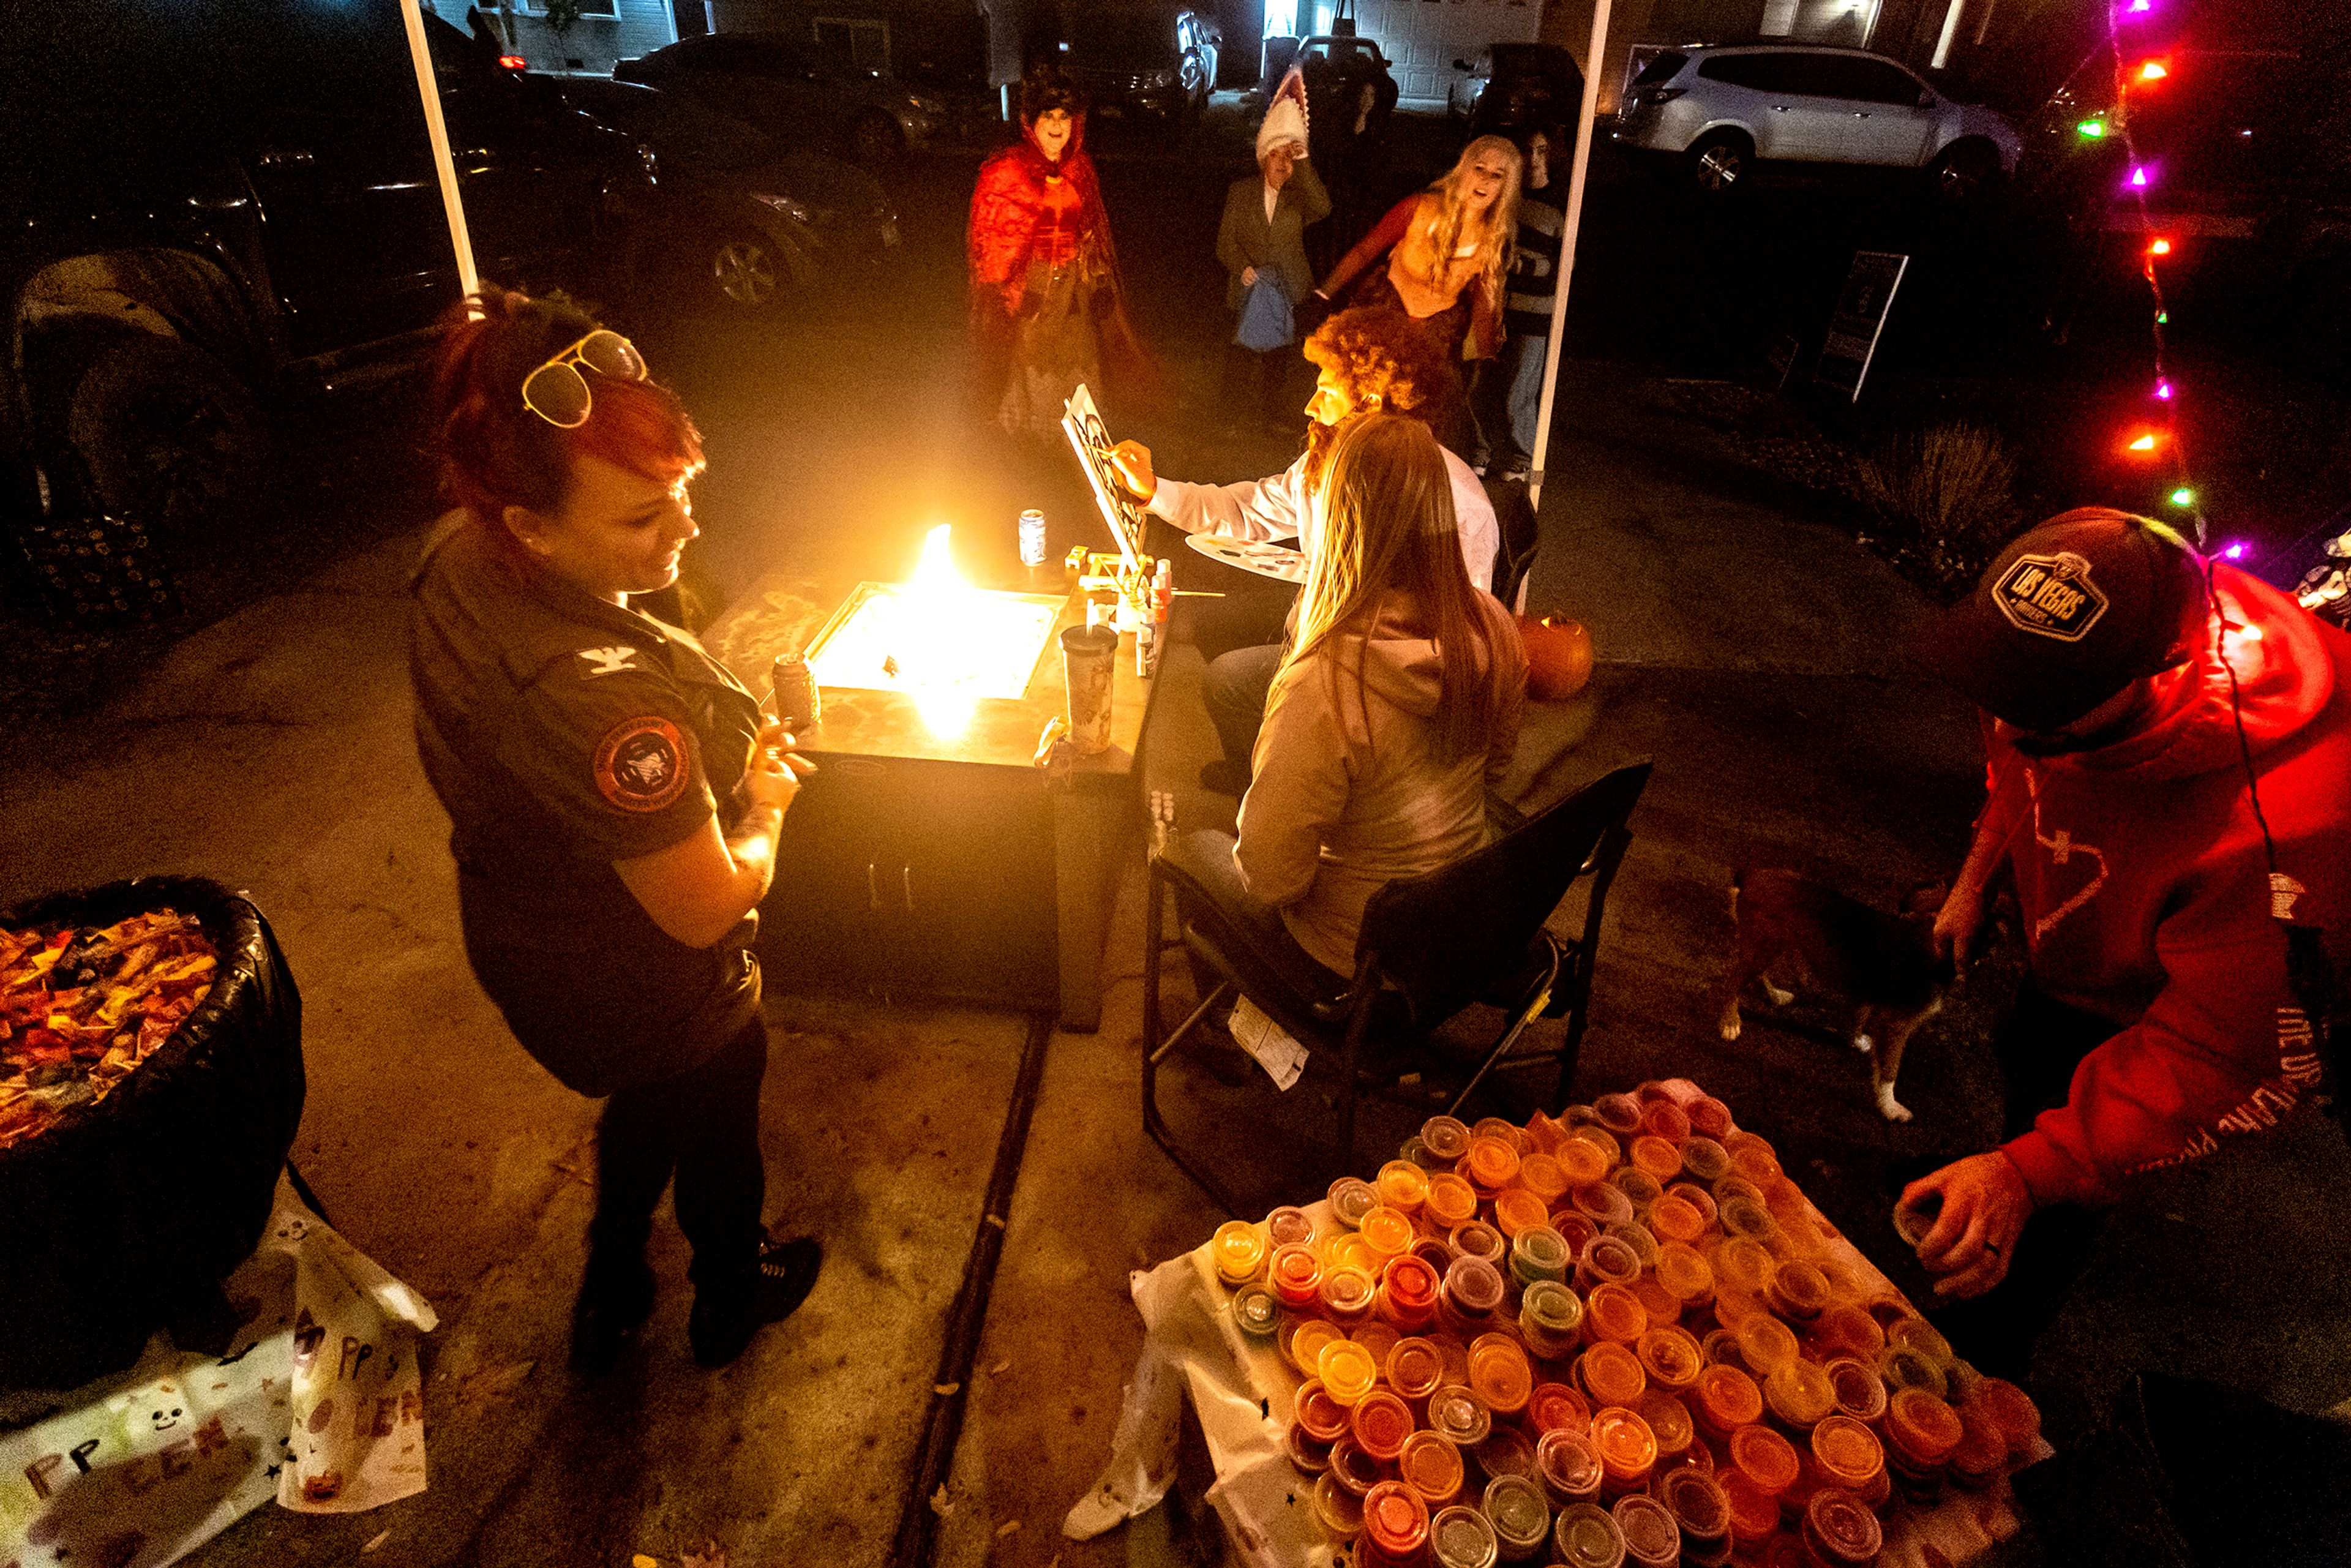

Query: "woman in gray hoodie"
<box><xmin>1178</xmin><ymin>413</ymin><xmax>1527</xmax><ymax>982</ymax></box>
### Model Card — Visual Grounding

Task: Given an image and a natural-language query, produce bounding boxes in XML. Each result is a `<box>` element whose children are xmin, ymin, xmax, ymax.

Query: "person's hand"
<box><xmin>1108</xmin><ymin>439</ymin><xmax>1157</xmax><ymax>502</ymax></box>
<box><xmin>1242</xmin><ymin>264</ymin><xmax>1259</xmax><ymax>288</ymax></box>
<box><xmin>1932</xmin><ymin>881</ymin><xmax>1986</xmax><ymax>969</ymax></box>
<box><xmin>1900</xmin><ymin>1152</ymin><xmax>2033</xmax><ymax>1300</ymax></box>
<box><xmin>746</xmin><ymin>718</ymin><xmax>816</xmax><ymax>816</ymax></box>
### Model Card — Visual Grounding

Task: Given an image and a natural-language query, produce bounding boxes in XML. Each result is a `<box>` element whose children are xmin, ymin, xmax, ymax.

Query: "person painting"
<box><xmin>411</xmin><ymin>288</ymin><xmax>822</xmax><ymax>1373</ymax></box>
<box><xmin>1165</xmin><ymin>413</ymin><xmax>1528</xmax><ymax>983</ymax></box>
<box><xmin>1104</xmin><ymin>307</ymin><xmax>1499</xmax><ymax>793</ymax></box>
<box><xmin>1903</xmin><ymin>510</ymin><xmax>2351</xmax><ymax>1366</ymax></box>
<box><xmin>966</xmin><ymin>65</ymin><xmax>1148</xmax><ymax>440</ymax></box>
<box><xmin>1216</xmin><ymin>70</ymin><xmax>1328</xmax><ymax>431</ymax></box>
<box><xmin>1306</xmin><ymin>135</ymin><xmax>1522</xmax><ymax>369</ymax></box>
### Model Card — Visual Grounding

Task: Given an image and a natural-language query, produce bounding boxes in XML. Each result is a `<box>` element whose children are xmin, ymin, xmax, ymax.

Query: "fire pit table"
<box><xmin>702</xmin><ymin>560</ymin><xmax>1159</xmax><ymax>1030</ymax></box>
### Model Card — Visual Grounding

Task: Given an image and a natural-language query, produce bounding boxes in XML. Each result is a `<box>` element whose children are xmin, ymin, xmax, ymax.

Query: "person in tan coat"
<box><xmin>1173</xmin><ymin>413</ymin><xmax>1527</xmax><ymax>983</ymax></box>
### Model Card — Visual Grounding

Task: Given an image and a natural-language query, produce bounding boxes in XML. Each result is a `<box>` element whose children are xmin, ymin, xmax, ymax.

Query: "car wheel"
<box><xmin>1686</xmin><ymin>132</ymin><xmax>1751</xmax><ymax>193</ymax></box>
<box><xmin>852</xmin><ymin>110</ymin><xmax>904</xmax><ymax>167</ymax></box>
<box><xmin>64</xmin><ymin>336</ymin><xmax>269</xmax><ymax>536</ymax></box>
<box><xmin>1930</xmin><ymin>139</ymin><xmax>2000</xmax><ymax>204</ymax></box>
<box><xmin>707</xmin><ymin>233</ymin><xmax>789</xmax><ymax>313</ymax></box>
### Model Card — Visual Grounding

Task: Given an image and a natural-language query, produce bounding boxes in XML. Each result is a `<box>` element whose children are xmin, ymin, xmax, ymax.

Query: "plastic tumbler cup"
<box><xmin>1060</xmin><ymin>623</ymin><xmax>1117</xmax><ymax>755</ymax></box>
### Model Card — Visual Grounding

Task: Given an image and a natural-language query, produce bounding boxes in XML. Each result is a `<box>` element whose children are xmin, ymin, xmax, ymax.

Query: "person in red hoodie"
<box><xmin>1902</xmin><ymin>509</ymin><xmax>2350</xmax><ymax>1345</ymax></box>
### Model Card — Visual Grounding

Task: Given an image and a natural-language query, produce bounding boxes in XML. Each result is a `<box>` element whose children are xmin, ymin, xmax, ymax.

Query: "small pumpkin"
<box><xmin>1518</xmin><ymin>615</ymin><xmax>1594</xmax><ymax>700</ymax></box>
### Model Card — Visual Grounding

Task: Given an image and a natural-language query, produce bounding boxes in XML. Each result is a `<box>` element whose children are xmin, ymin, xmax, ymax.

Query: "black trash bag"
<box><xmin>0</xmin><ymin>877</ymin><xmax>303</xmax><ymax>1390</ymax></box>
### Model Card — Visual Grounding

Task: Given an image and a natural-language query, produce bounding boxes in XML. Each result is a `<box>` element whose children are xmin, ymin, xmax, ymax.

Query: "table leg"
<box><xmin>1053</xmin><ymin>782</ymin><xmax>1136</xmax><ymax>1032</ymax></box>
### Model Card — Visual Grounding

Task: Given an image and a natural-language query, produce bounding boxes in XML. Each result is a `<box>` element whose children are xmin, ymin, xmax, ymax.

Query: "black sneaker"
<box><xmin>1198</xmin><ymin>758</ymin><xmax>1251</xmax><ymax>796</ymax></box>
<box><xmin>569</xmin><ymin>1262</ymin><xmax>656</xmax><ymax>1375</ymax></box>
<box><xmin>689</xmin><ymin>1237</ymin><xmax>823</xmax><ymax>1368</ymax></box>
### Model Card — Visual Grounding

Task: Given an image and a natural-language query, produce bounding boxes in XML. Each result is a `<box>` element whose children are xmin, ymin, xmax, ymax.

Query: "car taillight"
<box><xmin>1636</xmin><ymin>86</ymin><xmax>1685</xmax><ymax>104</ymax></box>
<box><xmin>499</xmin><ymin>54</ymin><xmax>527</xmax><ymax>70</ymax></box>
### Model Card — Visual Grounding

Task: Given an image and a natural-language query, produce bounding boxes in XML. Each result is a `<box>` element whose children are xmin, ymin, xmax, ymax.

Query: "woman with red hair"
<box><xmin>966</xmin><ymin>66</ymin><xmax>1149</xmax><ymax>437</ymax></box>
<box><xmin>410</xmin><ymin>288</ymin><xmax>820</xmax><ymax>1373</ymax></box>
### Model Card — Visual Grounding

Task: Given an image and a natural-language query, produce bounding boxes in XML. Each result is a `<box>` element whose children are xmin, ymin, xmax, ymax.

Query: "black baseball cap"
<box><xmin>1914</xmin><ymin>508</ymin><xmax>2208</xmax><ymax>732</ymax></box>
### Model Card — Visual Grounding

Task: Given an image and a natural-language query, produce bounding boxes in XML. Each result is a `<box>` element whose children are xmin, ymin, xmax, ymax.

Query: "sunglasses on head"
<box><xmin>521</xmin><ymin>329</ymin><xmax>647</xmax><ymax>429</ymax></box>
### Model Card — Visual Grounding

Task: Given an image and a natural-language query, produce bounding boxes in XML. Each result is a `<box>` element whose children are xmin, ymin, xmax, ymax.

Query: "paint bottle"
<box><xmin>1485</xmin><ymin>1473</ymin><xmax>1555</xmax><ymax>1562</ymax></box>
<box><xmin>1553</xmin><ymin>1501</ymin><xmax>1629</xmax><ymax>1568</ymax></box>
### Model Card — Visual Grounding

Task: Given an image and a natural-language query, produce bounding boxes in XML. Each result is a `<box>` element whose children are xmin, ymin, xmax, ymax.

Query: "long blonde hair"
<box><xmin>1291</xmin><ymin>415</ymin><xmax>1512</xmax><ymax>761</ymax></box>
<box><xmin>1412</xmin><ymin>135</ymin><xmax>1522</xmax><ymax>315</ymax></box>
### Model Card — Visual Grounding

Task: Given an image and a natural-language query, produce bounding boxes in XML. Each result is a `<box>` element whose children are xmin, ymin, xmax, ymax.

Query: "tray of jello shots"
<box><xmin>1200</xmin><ymin>1082</ymin><xmax>2045</xmax><ymax>1567</ymax></box>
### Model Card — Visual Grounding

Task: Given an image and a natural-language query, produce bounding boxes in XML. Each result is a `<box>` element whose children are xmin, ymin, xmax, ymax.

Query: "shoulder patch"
<box><xmin>578</xmin><ymin>645</ymin><xmax>642</xmax><ymax>677</ymax></box>
<box><xmin>594</xmin><ymin>716</ymin><xmax>690</xmax><ymax>812</ymax></box>
<box><xmin>1992</xmin><ymin>550</ymin><xmax>2109</xmax><ymax>642</ymax></box>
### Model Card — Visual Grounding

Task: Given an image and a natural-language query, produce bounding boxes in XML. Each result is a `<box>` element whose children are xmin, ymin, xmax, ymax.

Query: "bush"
<box><xmin>1859</xmin><ymin>422</ymin><xmax>2022</xmax><ymax>599</ymax></box>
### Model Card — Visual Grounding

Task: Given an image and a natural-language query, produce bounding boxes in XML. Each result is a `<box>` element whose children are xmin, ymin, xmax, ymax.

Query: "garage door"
<box><xmin>1322</xmin><ymin>0</ymin><xmax>1542</xmax><ymax>106</ymax></box>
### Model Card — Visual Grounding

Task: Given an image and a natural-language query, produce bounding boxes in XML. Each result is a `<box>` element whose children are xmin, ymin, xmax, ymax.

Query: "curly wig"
<box><xmin>1303</xmin><ymin>306</ymin><xmax>1459</xmax><ymax>426</ymax></box>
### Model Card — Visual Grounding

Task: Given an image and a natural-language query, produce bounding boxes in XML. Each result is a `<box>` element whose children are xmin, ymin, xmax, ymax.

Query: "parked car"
<box><xmin>1297</xmin><ymin>34</ymin><xmax>1400</xmax><ymax>159</ymax></box>
<box><xmin>551</xmin><ymin>77</ymin><xmax>899</xmax><ymax>316</ymax></box>
<box><xmin>0</xmin><ymin>0</ymin><xmax>655</xmax><ymax>550</ymax></box>
<box><xmin>1060</xmin><ymin>4</ymin><xmax>1220</xmax><ymax>123</ymax></box>
<box><xmin>1450</xmin><ymin>42</ymin><xmax>1585</xmax><ymax>137</ymax></box>
<box><xmin>1613</xmin><ymin>45</ymin><xmax>2021</xmax><ymax>199</ymax></box>
<box><xmin>613</xmin><ymin>33</ymin><xmax>948</xmax><ymax>166</ymax></box>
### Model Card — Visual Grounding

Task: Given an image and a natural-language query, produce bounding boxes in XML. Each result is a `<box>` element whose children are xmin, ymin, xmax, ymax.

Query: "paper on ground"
<box><xmin>0</xmin><ymin>1176</ymin><xmax>438</xmax><ymax>1568</ymax></box>
<box><xmin>1228</xmin><ymin>999</ymin><xmax>1308</xmax><ymax>1091</ymax></box>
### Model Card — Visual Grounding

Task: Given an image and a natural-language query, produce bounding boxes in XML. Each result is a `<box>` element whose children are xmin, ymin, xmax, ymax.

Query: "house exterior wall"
<box><xmin>1262</xmin><ymin>0</ymin><xmax>1542</xmax><ymax>108</ymax></box>
<box><xmin>430</xmin><ymin>0</ymin><xmax>679</xmax><ymax>74</ymax></box>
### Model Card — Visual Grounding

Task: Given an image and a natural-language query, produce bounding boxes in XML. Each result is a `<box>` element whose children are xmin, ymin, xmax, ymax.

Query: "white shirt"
<box><xmin>1263</xmin><ymin>179</ymin><xmax>1280</xmax><ymax>225</ymax></box>
<box><xmin>1146</xmin><ymin>446</ymin><xmax>1499</xmax><ymax>593</ymax></box>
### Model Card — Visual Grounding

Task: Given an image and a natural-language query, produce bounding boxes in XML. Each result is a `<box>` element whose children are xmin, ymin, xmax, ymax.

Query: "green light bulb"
<box><xmin>2077</xmin><ymin>119</ymin><xmax>2106</xmax><ymax>138</ymax></box>
<box><xmin>2170</xmin><ymin>488</ymin><xmax>2195</xmax><ymax>508</ymax></box>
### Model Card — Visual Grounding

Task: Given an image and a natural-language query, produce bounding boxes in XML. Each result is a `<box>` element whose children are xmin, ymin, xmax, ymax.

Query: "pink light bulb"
<box><xmin>2154</xmin><ymin>380</ymin><xmax>2173</xmax><ymax>401</ymax></box>
<box><xmin>2223</xmin><ymin>542</ymin><xmax>2247</xmax><ymax>560</ymax></box>
<box><xmin>2127</xmin><ymin>0</ymin><xmax>2151</xmax><ymax>12</ymax></box>
<box><xmin>2129</xmin><ymin>167</ymin><xmax>2148</xmax><ymax>187</ymax></box>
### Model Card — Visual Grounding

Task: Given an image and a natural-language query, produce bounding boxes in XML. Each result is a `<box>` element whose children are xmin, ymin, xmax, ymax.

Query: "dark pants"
<box><xmin>587</xmin><ymin>1016</ymin><xmax>770</xmax><ymax>1292</ymax></box>
<box><xmin>1204</xmin><ymin>642</ymin><xmax>1285</xmax><ymax>770</ymax></box>
<box><xmin>1929</xmin><ymin>979</ymin><xmax>2121</xmax><ymax>1381</ymax></box>
<box><xmin>1170</xmin><ymin>828</ymin><xmax>1349</xmax><ymax>1000</ymax></box>
<box><xmin>1221</xmin><ymin>343</ymin><xmax>1295</xmax><ymax>427</ymax></box>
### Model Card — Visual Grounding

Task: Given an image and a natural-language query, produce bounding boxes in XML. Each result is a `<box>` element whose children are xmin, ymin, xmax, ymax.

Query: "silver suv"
<box><xmin>1615</xmin><ymin>45</ymin><xmax>2021</xmax><ymax>198</ymax></box>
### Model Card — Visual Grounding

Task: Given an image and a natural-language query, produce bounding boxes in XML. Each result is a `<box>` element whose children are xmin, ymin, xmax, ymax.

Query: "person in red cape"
<box><xmin>966</xmin><ymin>66</ymin><xmax>1152</xmax><ymax>438</ymax></box>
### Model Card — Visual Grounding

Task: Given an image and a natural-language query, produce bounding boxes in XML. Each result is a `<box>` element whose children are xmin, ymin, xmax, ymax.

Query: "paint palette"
<box><xmin>1186</xmin><ymin>533</ymin><xmax>1308</xmax><ymax>584</ymax></box>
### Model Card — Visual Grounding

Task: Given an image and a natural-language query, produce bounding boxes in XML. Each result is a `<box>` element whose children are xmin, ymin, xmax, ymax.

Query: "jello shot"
<box><xmin>1426</xmin><ymin>1382</ymin><xmax>1494</xmax><ymax>1447</ymax></box>
<box><xmin>1313</xmin><ymin>1470</ymin><xmax>1366</xmax><ymax>1540</ymax></box>
<box><xmin>1267</xmin><ymin>1204</ymin><xmax>1318</xmax><ymax>1249</ymax></box>
<box><xmin>1801</xmin><ymin>1487</ymin><xmax>1882</xmax><ymax>1568</ymax></box>
<box><xmin>1610</xmin><ymin>1167</ymin><xmax>1664</xmax><ymax>1215</ymax></box>
<box><xmin>1655</xmin><ymin>1241</ymin><xmax>1715</xmax><ymax>1314</ymax></box>
<box><xmin>1656</xmin><ymin>1467</ymin><xmax>1731</xmax><ymax>1567</ymax></box>
<box><xmin>1420</xmin><ymin>1113</ymin><xmax>1472</xmax><ymax>1165</ymax></box>
<box><xmin>1518</xmin><ymin>1150</ymin><xmax>1570</xmax><ymax>1206</ymax></box>
<box><xmin>1511</xmin><ymin>1224</ymin><xmax>1573</xmax><ymax>1288</ymax></box>
<box><xmin>1463</xmin><ymin>1133</ymin><xmax>1522</xmax><ymax>1193</ymax></box>
<box><xmin>1398</xmin><ymin>1427</ymin><xmax>1466</xmax><ymax>1507</ymax></box>
<box><xmin>1576</xmin><ymin>1234</ymin><xmax>1643</xmax><ymax>1294</ymax></box>
<box><xmin>1425</xmin><ymin>1170</ymin><xmax>1480</xmax><ymax>1231</ymax></box>
<box><xmin>1494</xmin><ymin>1187</ymin><xmax>1552</xmax><ymax>1240</ymax></box>
<box><xmin>1377</xmin><ymin>1158</ymin><xmax>1431</xmax><ymax>1217</ymax></box>
<box><xmin>1604</xmin><ymin>1220</ymin><xmax>1662</xmax><ymax>1274</ymax></box>
<box><xmin>1210</xmin><ymin>1220</ymin><xmax>1267</xmax><ymax>1285</ymax></box>
<box><xmin>1734</xmin><ymin>1313</ymin><xmax>1799</xmax><ymax>1377</ymax></box>
<box><xmin>1378</xmin><ymin>1252</ymin><xmax>1444</xmax><ymax>1332</ymax></box>
<box><xmin>1538</xmin><ymin>1425</ymin><xmax>1605</xmax><ymax>1507</ymax></box>
<box><xmin>1629</xmin><ymin>1135</ymin><xmax>1683</xmax><ymax>1185</ymax></box>
<box><xmin>1485</xmin><ymin>1472</ymin><xmax>1554</xmax><ymax>1562</ymax></box>
<box><xmin>1554</xmin><ymin>1501</ymin><xmax>1627</xmax><ymax>1568</ymax></box>
<box><xmin>1529</xmin><ymin>1379</ymin><xmax>1594</xmax><ymax>1437</ymax></box>
<box><xmin>1584</xmin><ymin>1283</ymin><xmax>1649</xmax><ymax>1346</ymax></box>
<box><xmin>1360</xmin><ymin>1480</ymin><xmax>1432</xmax><ymax>1563</ymax></box>
<box><xmin>1294</xmin><ymin>1376</ymin><xmax>1351</xmax><ymax>1442</ymax></box>
<box><xmin>1320</xmin><ymin>1263</ymin><xmax>1378</xmax><ymax>1329</ymax></box>
<box><xmin>1386</xmin><ymin>1334</ymin><xmax>1448</xmax><ymax>1407</ymax></box>
<box><xmin>1725</xmin><ymin>1422</ymin><xmax>1800</xmax><ymax>1506</ymax></box>
<box><xmin>1810</xmin><ymin>1414</ymin><xmax>1885</xmax><ymax>1496</ymax></box>
<box><xmin>1593</xmin><ymin>1093</ymin><xmax>1646</xmax><ymax>1136</ymax></box>
<box><xmin>1428</xmin><ymin>1503</ymin><xmax>1501</xmax><ymax>1568</ymax></box>
<box><xmin>1474</xmin><ymin>1423</ymin><xmax>1541</xmax><ymax>1487</ymax></box>
<box><xmin>1762</xmin><ymin>1357</ymin><xmax>1837</xmax><ymax>1431</ymax></box>
<box><xmin>1646</xmin><ymin>1192</ymin><xmax>1707</xmax><ymax>1248</ymax></box>
<box><xmin>1578</xmin><ymin>1340</ymin><xmax>1648</xmax><ymax>1411</ymax></box>
<box><xmin>1269</xmin><ymin>1242</ymin><xmax>1323</xmax><ymax>1310</ymax></box>
<box><xmin>1358</xmin><ymin>1204</ymin><xmax>1416</xmax><ymax>1265</ymax></box>
<box><xmin>1351</xmin><ymin>1387</ymin><xmax>1415</xmax><ymax>1461</ymax></box>
<box><xmin>1611</xmin><ymin>1491</ymin><xmax>1680</xmax><ymax>1568</ymax></box>
<box><xmin>1289</xmin><ymin>1318</ymin><xmax>1344</xmax><ymax>1379</ymax></box>
<box><xmin>1556</xmin><ymin>1135</ymin><xmax>1614</xmax><ymax>1190</ymax></box>
<box><xmin>1766</xmin><ymin>1258</ymin><xmax>1829</xmax><ymax>1322</ymax></box>
<box><xmin>1692</xmin><ymin>1362</ymin><xmax>1763</xmax><ymax>1442</ymax></box>
<box><xmin>1519</xmin><ymin>1278</ymin><xmax>1584</xmax><ymax>1361</ymax></box>
<box><xmin>1327</xmin><ymin>1432</ymin><xmax>1386</xmax><ymax>1498</ymax></box>
<box><xmin>1634</xmin><ymin>1388</ymin><xmax>1695</xmax><ymax>1466</ymax></box>
<box><xmin>1319</xmin><ymin>1337</ymin><xmax>1381</xmax><ymax>1406</ymax></box>
<box><xmin>1572</xmin><ymin>1179</ymin><xmax>1637</xmax><ymax>1231</ymax></box>
<box><xmin>1591</xmin><ymin>1404</ymin><xmax>1659</xmax><ymax>1497</ymax></box>
<box><xmin>1231</xmin><ymin>1283</ymin><xmax>1280</xmax><ymax>1341</ymax></box>
<box><xmin>1468</xmin><ymin>1332</ymin><xmax>1534</xmax><ymax>1418</ymax></box>
<box><xmin>1440</xmin><ymin>1253</ymin><xmax>1509</xmax><ymax>1337</ymax></box>
<box><xmin>1636</xmin><ymin>1324</ymin><xmax>1705</xmax><ymax>1395</ymax></box>
<box><xmin>1823</xmin><ymin>1357</ymin><xmax>1888</xmax><ymax>1424</ymax></box>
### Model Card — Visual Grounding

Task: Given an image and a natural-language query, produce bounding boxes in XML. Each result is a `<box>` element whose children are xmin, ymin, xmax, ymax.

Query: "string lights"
<box><xmin>2095</xmin><ymin>0</ymin><xmax>2209</xmax><ymax>546</ymax></box>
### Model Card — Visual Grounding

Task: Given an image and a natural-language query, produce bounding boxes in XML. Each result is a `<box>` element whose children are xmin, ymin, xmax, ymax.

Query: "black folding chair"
<box><xmin>1486</xmin><ymin>475</ymin><xmax>1540</xmax><ymax>613</ymax></box>
<box><xmin>1142</xmin><ymin>760</ymin><xmax>1652</xmax><ymax>1215</ymax></box>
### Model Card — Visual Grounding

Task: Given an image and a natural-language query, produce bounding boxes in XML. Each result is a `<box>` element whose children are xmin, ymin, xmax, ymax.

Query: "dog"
<box><xmin>1714</xmin><ymin>869</ymin><xmax>1952</xmax><ymax>1123</ymax></box>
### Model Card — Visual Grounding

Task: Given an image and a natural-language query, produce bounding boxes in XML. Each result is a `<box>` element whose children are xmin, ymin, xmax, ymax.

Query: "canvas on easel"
<box><xmin>1061</xmin><ymin>383</ymin><xmax>1145</xmax><ymax>569</ymax></box>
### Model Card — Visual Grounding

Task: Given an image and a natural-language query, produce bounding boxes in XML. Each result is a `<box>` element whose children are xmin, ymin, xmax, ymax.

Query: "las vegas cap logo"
<box><xmin>1993</xmin><ymin>550</ymin><xmax>2108</xmax><ymax>642</ymax></box>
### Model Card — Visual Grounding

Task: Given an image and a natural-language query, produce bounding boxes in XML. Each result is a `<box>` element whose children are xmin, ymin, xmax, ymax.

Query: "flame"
<box><xmin>894</xmin><ymin>524</ymin><xmax>981</xmax><ymax>737</ymax></box>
